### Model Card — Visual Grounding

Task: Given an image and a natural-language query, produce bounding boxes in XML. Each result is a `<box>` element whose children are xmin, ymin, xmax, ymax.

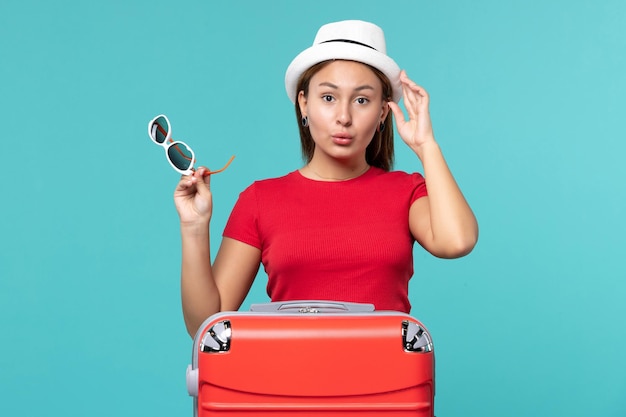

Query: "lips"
<box><xmin>332</xmin><ymin>133</ymin><xmax>353</xmax><ymax>145</ymax></box>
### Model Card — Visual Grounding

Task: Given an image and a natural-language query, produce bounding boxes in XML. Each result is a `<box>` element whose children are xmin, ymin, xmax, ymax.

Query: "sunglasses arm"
<box><xmin>201</xmin><ymin>155</ymin><xmax>235</xmax><ymax>176</ymax></box>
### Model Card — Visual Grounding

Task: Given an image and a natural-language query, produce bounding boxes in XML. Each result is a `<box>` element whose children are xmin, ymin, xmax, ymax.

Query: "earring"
<box><xmin>301</xmin><ymin>116</ymin><xmax>309</xmax><ymax>127</ymax></box>
<box><xmin>378</xmin><ymin>122</ymin><xmax>385</xmax><ymax>133</ymax></box>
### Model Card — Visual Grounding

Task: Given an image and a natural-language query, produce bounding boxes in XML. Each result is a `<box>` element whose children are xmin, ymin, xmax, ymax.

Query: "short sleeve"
<box><xmin>222</xmin><ymin>184</ymin><xmax>262</xmax><ymax>249</ymax></box>
<box><xmin>410</xmin><ymin>172</ymin><xmax>428</xmax><ymax>204</ymax></box>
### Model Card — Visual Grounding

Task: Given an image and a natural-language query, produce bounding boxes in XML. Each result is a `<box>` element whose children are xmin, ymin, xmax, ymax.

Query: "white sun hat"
<box><xmin>284</xmin><ymin>20</ymin><xmax>402</xmax><ymax>104</ymax></box>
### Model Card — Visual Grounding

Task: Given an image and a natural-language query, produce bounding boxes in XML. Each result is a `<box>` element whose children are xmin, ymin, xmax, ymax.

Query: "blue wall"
<box><xmin>1</xmin><ymin>1</ymin><xmax>624</xmax><ymax>415</ymax></box>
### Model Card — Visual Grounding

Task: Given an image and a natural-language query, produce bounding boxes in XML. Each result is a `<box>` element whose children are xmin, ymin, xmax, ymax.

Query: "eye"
<box><xmin>322</xmin><ymin>95</ymin><xmax>334</xmax><ymax>102</ymax></box>
<box><xmin>355</xmin><ymin>97</ymin><xmax>370</xmax><ymax>105</ymax></box>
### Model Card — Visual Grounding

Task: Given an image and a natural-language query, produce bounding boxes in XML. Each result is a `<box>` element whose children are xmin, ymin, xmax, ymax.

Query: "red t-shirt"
<box><xmin>223</xmin><ymin>167</ymin><xmax>428</xmax><ymax>313</ymax></box>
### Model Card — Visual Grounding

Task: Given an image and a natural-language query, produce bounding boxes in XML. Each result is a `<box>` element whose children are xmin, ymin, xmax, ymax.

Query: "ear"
<box><xmin>297</xmin><ymin>90</ymin><xmax>308</xmax><ymax>116</ymax></box>
<box><xmin>380</xmin><ymin>100</ymin><xmax>390</xmax><ymax>122</ymax></box>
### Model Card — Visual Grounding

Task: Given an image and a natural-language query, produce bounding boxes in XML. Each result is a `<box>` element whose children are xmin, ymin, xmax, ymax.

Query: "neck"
<box><xmin>304</xmin><ymin>163</ymin><xmax>370</xmax><ymax>181</ymax></box>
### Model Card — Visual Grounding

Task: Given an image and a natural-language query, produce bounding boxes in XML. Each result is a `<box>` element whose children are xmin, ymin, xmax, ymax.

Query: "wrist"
<box><xmin>180</xmin><ymin>220</ymin><xmax>210</xmax><ymax>238</ymax></box>
<box><xmin>412</xmin><ymin>138</ymin><xmax>439</xmax><ymax>160</ymax></box>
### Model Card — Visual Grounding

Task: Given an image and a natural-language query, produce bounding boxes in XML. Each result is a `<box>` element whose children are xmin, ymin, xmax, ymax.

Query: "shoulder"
<box><xmin>253</xmin><ymin>171</ymin><xmax>299</xmax><ymax>187</ymax></box>
<box><xmin>368</xmin><ymin>167</ymin><xmax>425</xmax><ymax>186</ymax></box>
<box><xmin>228</xmin><ymin>172</ymin><xmax>299</xmax><ymax>222</ymax></box>
<box><xmin>241</xmin><ymin>171</ymin><xmax>299</xmax><ymax>193</ymax></box>
<box><xmin>235</xmin><ymin>171</ymin><xmax>301</xmax><ymax>203</ymax></box>
<box><xmin>367</xmin><ymin>167</ymin><xmax>428</xmax><ymax>201</ymax></box>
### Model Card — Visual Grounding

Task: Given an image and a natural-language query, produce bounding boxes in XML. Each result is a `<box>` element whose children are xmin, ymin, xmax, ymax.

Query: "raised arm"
<box><xmin>388</xmin><ymin>71</ymin><xmax>478</xmax><ymax>258</ymax></box>
<box><xmin>175</xmin><ymin>168</ymin><xmax>261</xmax><ymax>338</ymax></box>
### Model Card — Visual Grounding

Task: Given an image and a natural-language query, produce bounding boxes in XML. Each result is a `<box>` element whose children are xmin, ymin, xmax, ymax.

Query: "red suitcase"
<box><xmin>186</xmin><ymin>301</ymin><xmax>435</xmax><ymax>416</ymax></box>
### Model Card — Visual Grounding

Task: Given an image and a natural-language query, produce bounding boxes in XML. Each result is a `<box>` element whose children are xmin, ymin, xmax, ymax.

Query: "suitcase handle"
<box><xmin>249</xmin><ymin>300</ymin><xmax>375</xmax><ymax>313</ymax></box>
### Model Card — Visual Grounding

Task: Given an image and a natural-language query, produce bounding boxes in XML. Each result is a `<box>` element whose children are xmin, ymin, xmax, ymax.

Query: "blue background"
<box><xmin>1</xmin><ymin>0</ymin><xmax>625</xmax><ymax>415</ymax></box>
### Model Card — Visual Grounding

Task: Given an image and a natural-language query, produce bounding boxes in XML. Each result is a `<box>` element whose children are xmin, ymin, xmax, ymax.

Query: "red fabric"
<box><xmin>223</xmin><ymin>167</ymin><xmax>428</xmax><ymax>313</ymax></box>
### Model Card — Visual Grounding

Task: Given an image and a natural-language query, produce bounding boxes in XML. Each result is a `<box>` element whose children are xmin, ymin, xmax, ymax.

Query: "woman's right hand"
<box><xmin>174</xmin><ymin>167</ymin><xmax>213</xmax><ymax>226</ymax></box>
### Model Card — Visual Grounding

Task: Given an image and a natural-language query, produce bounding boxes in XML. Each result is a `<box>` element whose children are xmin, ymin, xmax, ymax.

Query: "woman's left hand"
<box><xmin>388</xmin><ymin>70</ymin><xmax>435</xmax><ymax>153</ymax></box>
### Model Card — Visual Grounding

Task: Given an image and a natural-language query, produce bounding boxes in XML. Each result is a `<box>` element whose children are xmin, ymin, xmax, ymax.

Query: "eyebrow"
<box><xmin>317</xmin><ymin>82</ymin><xmax>376</xmax><ymax>92</ymax></box>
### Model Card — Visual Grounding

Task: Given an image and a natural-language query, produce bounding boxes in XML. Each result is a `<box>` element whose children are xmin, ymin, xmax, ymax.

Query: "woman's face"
<box><xmin>298</xmin><ymin>60</ymin><xmax>389</xmax><ymax>164</ymax></box>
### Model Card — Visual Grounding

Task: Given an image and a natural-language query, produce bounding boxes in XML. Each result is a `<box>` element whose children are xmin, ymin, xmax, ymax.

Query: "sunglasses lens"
<box><xmin>152</xmin><ymin>116</ymin><xmax>169</xmax><ymax>144</ymax></box>
<box><xmin>167</xmin><ymin>142</ymin><xmax>194</xmax><ymax>171</ymax></box>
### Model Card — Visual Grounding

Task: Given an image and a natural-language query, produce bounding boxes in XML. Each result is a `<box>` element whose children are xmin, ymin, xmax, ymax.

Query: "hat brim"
<box><xmin>285</xmin><ymin>42</ymin><xmax>402</xmax><ymax>104</ymax></box>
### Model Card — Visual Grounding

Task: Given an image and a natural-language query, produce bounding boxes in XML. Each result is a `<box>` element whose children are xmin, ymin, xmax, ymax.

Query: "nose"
<box><xmin>336</xmin><ymin>101</ymin><xmax>352</xmax><ymax>126</ymax></box>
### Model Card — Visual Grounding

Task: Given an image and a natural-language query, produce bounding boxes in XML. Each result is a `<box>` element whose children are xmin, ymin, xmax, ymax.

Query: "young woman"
<box><xmin>174</xmin><ymin>20</ymin><xmax>478</xmax><ymax>337</ymax></box>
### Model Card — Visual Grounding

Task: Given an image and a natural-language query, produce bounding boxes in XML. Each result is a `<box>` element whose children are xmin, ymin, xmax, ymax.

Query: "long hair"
<box><xmin>294</xmin><ymin>60</ymin><xmax>395</xmax><ymax>171</ymax></box>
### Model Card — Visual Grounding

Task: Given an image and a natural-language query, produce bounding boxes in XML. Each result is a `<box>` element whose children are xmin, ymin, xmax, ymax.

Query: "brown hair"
<box><xmin>294</xmin><ymin>60</ymin><xmax>395</xmax><ymax>171</ymax></box>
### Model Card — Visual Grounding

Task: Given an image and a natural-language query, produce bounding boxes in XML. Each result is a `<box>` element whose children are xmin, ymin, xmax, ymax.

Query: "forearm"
<box><xmin>180</xmin><ymin>223</ymin><xmax>221</xmax><ymax>337</ymax></box>
<box><xmin>416</xmin><ymin>140</ymin><xmax>478</xmax><ymax>256</ymax></box>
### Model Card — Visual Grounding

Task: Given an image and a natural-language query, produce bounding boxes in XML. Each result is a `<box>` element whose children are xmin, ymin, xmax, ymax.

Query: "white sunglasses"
<box><xmin>148</xmin><ymin>114</ymin><xmax>234</xmax><ymax>176</ymax></box>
